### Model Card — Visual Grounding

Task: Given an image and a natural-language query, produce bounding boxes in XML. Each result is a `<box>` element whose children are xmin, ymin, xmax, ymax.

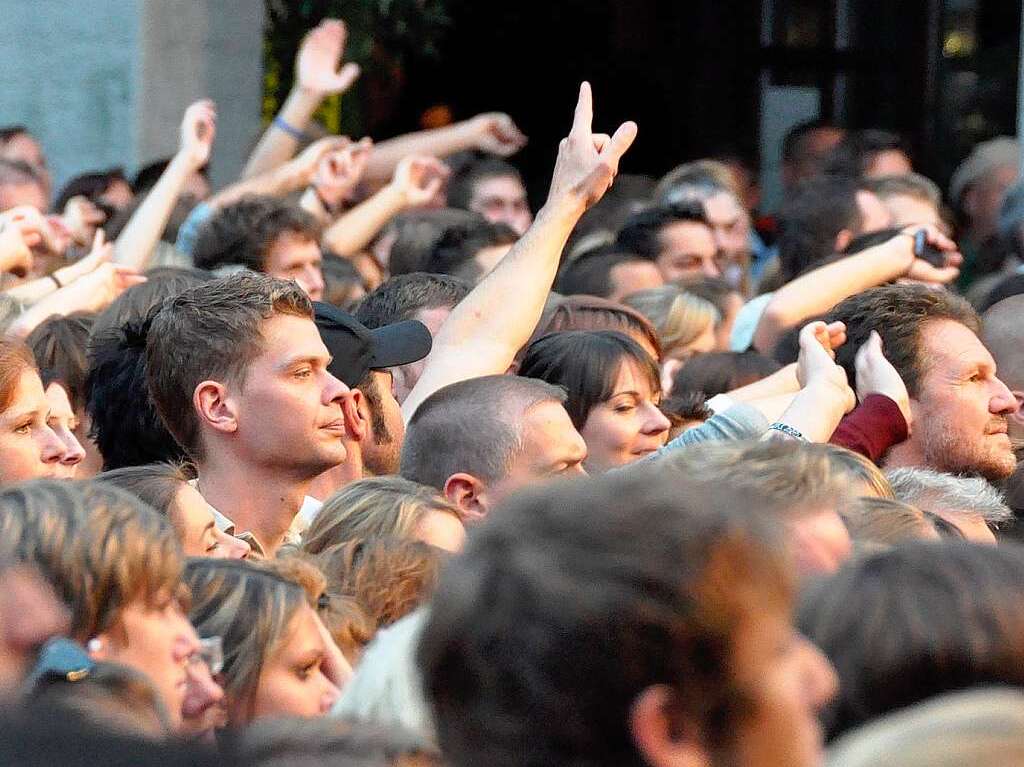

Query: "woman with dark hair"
<box><xmin>798</xmin><ymin>541</ymin><xmax>1024</xmax><ymax>742</ymax></box>
<box><xmin>518</xmin><ymin>330</ymin><xmax>670</xmax><ymax>473</ymax></box>
<box><xmin>672</xmin><ymin>349</ymin><xmax>783</xmax><ymax>399</ymax></box>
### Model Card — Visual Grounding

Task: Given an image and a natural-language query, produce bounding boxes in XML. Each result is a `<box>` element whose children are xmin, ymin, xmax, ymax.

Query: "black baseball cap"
<box><xmin>313</xmin><ymin>302</ymin><xmax>432</xmax><ymax>387</ymax></box>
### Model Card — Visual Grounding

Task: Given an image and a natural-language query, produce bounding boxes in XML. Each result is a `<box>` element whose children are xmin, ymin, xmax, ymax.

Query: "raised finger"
<box><xmin>603</xmin><ymin>121</ymin><xmax>638</xmax><ymax>165</ymax></box>
<box><xmin>570</xmin><ymin>82</ymin><xmax>593</xmax><ymax>139</ymax></box>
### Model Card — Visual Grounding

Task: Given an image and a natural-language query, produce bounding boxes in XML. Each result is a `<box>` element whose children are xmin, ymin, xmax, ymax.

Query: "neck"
<box><xmin>197</xmin><ymin>454</ymin><xmax>310</xmax><ymax>557</ymax></box>
<box><xmin>881</xmin><ymin>436</ymin><xmax>927</xmax><ymax>472</ymax></box>
<box><xmin>308</xmin><ymin>447</ymin><xmax>363</xmax><ymax>501</ymax></box>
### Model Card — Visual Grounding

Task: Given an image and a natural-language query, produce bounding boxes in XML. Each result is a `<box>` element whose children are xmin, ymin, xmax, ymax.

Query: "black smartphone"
<box><xmin>913</xmin><ymin>229</ymin><xmax>947</xmax><ymax>268</ymax></box>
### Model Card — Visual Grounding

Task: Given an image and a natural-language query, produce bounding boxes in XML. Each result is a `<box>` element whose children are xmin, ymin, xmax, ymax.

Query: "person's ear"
<box><xmin>341</xmin><ymin>388</ymin><xmax>367</xmax><ymax>443</ymax></box>
<box><xmin>630</xmin><ymin>685</ymin><xmax>708</xmax><ymax>767</ymax></box>
<box><xmin>194</xmin><ymin>381</ymin><xmax>238</xmax><ymax>435</ymax></box>
<box><xmin>833</xmin><ymin>228</ymin><xmax>854</xmax><ymax>253</ymax></box>
<box><xmin>443</xmin><ymin>473</ymin><xmax>490</xmax><ymax>524</ymax></box>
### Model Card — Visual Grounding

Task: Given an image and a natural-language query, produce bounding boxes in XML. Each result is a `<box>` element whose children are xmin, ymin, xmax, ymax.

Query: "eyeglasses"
<box><xmin>188</xmin><ymin>636</ymin><xmax>223</xmax><ymax>675</ymax></box>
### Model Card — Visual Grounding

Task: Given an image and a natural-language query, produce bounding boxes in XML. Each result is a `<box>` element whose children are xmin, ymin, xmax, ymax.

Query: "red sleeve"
<box><xmin>829</xmin><ymin>394</ymin><xmax>909</xmax><ymax>462</ymax></box>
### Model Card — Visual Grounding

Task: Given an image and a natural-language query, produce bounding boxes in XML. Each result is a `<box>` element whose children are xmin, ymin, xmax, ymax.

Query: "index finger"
<box><xmin>570</xmin><ymin>82</ymin><xmax>593</xmax><ymax>139</ymax></box>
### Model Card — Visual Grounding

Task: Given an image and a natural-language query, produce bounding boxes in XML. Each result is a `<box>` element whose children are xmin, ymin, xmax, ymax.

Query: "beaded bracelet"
<box><xmin>766</xmin><ymin>422</ymin><xmax>808</xmax><ymax>442</ymax></box>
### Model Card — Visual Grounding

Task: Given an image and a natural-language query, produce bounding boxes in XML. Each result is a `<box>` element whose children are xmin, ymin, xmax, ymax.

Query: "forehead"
<box><xmin>520</xmin><ymin>400</ymin><xmax>584</xmax><ymax>461</ymax></box>
<box><xmin>703</xmin><ymin>191</ymin><xmax>743</xmax><ymax>222</ymax></box>
<box><xmin>920</xmin><ymin>319</ymin><xmax>994</xmax><ymax>376</ymax></box>
<box><xmin>266</xmin><ymin>232</ymin><xmax>321</xmax><ymax>264</ymax></box>
<box><xmin>4</xmin><ymin>368</ymin><xmax>45</xmax><ymax>414</ymax></box>
<box><xmin>660</xmin><ymin>220</ymin><xmax>716</xmax><ymax>254</ymax></box>
<box><xmin>884</xmin><ymin>194</ymin><xmax>941</xmax><ymax>228</ymax></box>
<box><xmin>472</xmin><ymin>175</ymin><xmax>526</xmax><ymax>201</ymax></box>
<box><xmin>255</xmin><ymin>313</ymin><xmax>329</xmax><ymax>363</ymax></box>
<box><xmin>610</xmin><ymin>358</ymin><xmax>658</xmax><ymax>396</ymax></box>
<box><xmin>43</xmin><ymin>382</ymin><xmax>74</xmax><ymax>416</ymax></box>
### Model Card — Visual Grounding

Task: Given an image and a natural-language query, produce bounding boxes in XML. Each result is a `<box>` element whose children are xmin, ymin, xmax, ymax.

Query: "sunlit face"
<box><xmin>854</xmin><ymin>190</ymin><xmax>894</xmax><ymax>235</ymax></box>
<box><xmin>493</xmin><ymin>400</ymin><xmax>588</xmax><ymax>499</ymax></box>
<box><xmin>883</xmin><ymin>193</ymin><xmax>944</xmax><ymax>231</ymax></box>
<box><xmin>94</xmin><ymin>594</ymin><xmax>199</xmax><ymax>731</ymax></box>
<box><xmin>264</xmin><ymin>232</ymin><xmax>325</xmax><ymax>301</ymax></box>
<box><xmin>230</xmin><ymin>314</ymin><xmax>352</xmax><ymax>478</ymax></box>
<box><xmin>865</xmin><ymin>150</ymin><xmax>912</xmax><ymax>178</ymax></box>
<box><xmin>725</xmin><ymin>609</ymin><xmax>838</xmax><ymax>767</ymax></box>
<box><xmin>248</xmin><ymin>604</ymin><xmax>340</xmax><ymax>722</ymax></box>
<box><xmin>607</xmin><ymin>260</ymin><xmax>664</xmax><ymax>303</ymax></box>
<box><xmin>656</xmin><ymin>221</ymin><xmax>720</xmax><ymax>282</ymax></box>
<box><xmin>469</xmin><ymin>175</ymin><xmax>532</xmax><ymax>236</ymax></box>
<box><xmin>43</xmin><ymin>382</ymin><xmax>85</xmax><ymax>479</ymax></box>
<box><xmin>0</xmin><ymin>369</ymin><xmax>66</xmax><ymax>482</ymax></box>
<box><xmin>907</xmin><ymin>320</ymin><xmax>1018</xmax><ymax>481</ymax></box>
<box><xmin>580</xmin><ymin>360</ymin><xmax>670</xmax><ymax>474</ymax></box>
<box><xmin>413</xmin><ymin>508</ymin><xmax>466</xmax><ymax>552</ymax></box>
<box><xmin>703</xmin><ymin>190</ymin><xmax>752</xmax><ymax>266</ymax></box>
<box><xmin>171</xmin><ymin>484</ymin><xmax>251</xmax><ymax>559</ymax></box>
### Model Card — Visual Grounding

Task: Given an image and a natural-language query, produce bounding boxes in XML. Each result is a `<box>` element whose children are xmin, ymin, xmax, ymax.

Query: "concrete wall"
<box><xmin>0</xmin><ymin>0</ymin><xmax>263</xmax><ymax>198</ymax></box>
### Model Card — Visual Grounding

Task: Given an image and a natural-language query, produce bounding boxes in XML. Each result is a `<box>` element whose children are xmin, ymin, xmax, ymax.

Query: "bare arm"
<box><xmin>402</xmin><ymin>83</ymin><xmax>637</xmax><ymax>422</ymax></box>
<box><xmin>243</xmin><ymin>19</ymin><xmax>360</xmax><ymax>179</ymax></box>
<box><xmin>752</xmin><ymin>226</ymin><xmax>961</xmax><ymax>353</ymax></box>
<box><xmin>114</xmin><ymin>101</ymin><xmax>216</xmax><ymax>269</ymax></box>
<box><xmin>321</xmin><ymin>155</ymin><xmax>447</xmax><ymax>257</ymax></box>
<box><xmin>364</xmin><ymin>113</ymin><xmax>527</xmax><ymax>183</ymax></box>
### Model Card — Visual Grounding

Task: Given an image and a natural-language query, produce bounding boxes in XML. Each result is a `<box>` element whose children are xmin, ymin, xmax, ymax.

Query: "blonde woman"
<box><xmin>622</xmin><ymin>286</ymin><xmax>719</xmax><ymax>393</ymax></box>
<box><xmin>184</xmin><ymin>559</ymin><xmax>343</xmax><ymax>728</ymax></box>
<box><xmin>0</xmin><ymin>480</ymin><xmax>200</xmax><ymax>732</ymax></box>
<box><xmin>303</xmin><ymin>476</ymin><xmax>465</xmax><ymax>555</ymax></box>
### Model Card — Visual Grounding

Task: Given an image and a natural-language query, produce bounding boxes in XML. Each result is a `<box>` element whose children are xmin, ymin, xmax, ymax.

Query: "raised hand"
<box><xmin>54</xmin><ymin>229</ymin><xmax>114</xmax><ymax>285</ymax></box>
<box><xmin>179</xmin><ymin>99</ymin><xmax>217</xmax><ymax>171</ymax></box>
<box><xmin>0</xmin><ymin>221</ymin><xmax>33</xmax><ymax>277</ymax></box>
<box><xmin>854</xmin><ymin>330</ymin><xmax>912</xmax><ymax>432</ymax></box>
<box><xmin>390</xmin><ymin>155</ymin><xmax>450</xmax><ymax>208</ymax></box>
<box><xmin>291</xmin><ymin>136</ymin><xmax>352</xmax><ymax>186</ymax></box>
<box><xmin>545</xmin><ymin>82</ymin><xmax>637</xmax><ymax>213</ymax></box>
<box><xmin>1</xmin><ymin>207</ymin><xmax>62</xmax><ymax>254</ymax></box>
<box><xmin>314</xmin><ymin>137</ymin><xmax>373</xmax><ymax>208</ymax></box>
<box><xmin>796</xmin><ymin>320</ymin><xmax>856</xmax><ymax>414</ymax></box>
<box><xmin>61</xmin><ymin>195</ymin><xmax>107</xmax><ymax>246</ymax></box>
<box><xmin>64</xmin><ymin>260</ymin><xmax>146</xmax><ymax>313</ymax></box>
<box><xmin>899</xmin><ymin>225</ymin><xmax>961</xmax><ymax>285</ymax></box>
<box><xmin>296</xmin><ymin>19</ymin><xmax>361</xmax><ymax>96</ymax></box>
<box><xmin>470</xmin><ymin>113</ymin><xmax>528</xmax><ymax>156</ymax></box>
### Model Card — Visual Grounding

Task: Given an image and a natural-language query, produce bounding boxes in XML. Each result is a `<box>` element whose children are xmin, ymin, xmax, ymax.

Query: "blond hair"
<box><xmin>0</xmin><ymin>480</ymin><xmax>182</xmax><ymax>641</ymax></box>
<box><xmin>303</xmin><ymin>477</ymin><xmax>460</xmax><ymax>556</ymax></box>
<box><xmin>622</xmin><ymin>286</ymin><xmax>718</xmax><ymax>359</ymax></box>
<box><xmin>823</xmin><ymin>445</ymin><xmax>896</xmax><ymax>499</ymax></box>
<box><xmin>841</xmin><ymin>496</ymin><xmax>935</xmax><ymax>546</ymax></box>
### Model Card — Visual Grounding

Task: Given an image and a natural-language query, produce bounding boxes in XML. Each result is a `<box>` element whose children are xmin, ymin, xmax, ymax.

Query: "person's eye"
<box><xmin>614</xmin><ymin>404</ymin><xmax>635</xmax><ymax>414</ymax></box>
<box><xmin>294</xmin><ymin>368</ymin><xmax>313</xmax><ymax>379</ymax></box>
<box><xmin>14</xmin><ymin>421</ymin><xmax>31</xmax><ymax>435</ymax></box>
<box><xmin>298</xmin><ymin>660</ymin><xmax>319</xmax><ymax>680</ymax></box>
<box><xmin>205</xmin><ymin>538</ymin><xmax>221</xmax><ymax>554</ymax></box>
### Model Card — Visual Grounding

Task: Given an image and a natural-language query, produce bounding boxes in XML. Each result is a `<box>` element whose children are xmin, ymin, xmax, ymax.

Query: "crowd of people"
<box><xmin>3</xmin><ymin>15</ymin><xmax>1024</xmax><ymax>767</ymax></box>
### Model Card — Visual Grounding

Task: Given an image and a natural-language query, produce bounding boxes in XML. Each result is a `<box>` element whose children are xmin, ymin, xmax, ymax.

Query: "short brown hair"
<box><xmin>0</xmin><ymin>480</ymin><xmax>183</xmax><ymax>641</ymax></box>
<box><xmin>145</xmin><ymin>271</ymin><xmax>312</xmax><ymax>460</ymax></box>
<box><xmin>25</xmin><ymin>314</ymin><xmax>93</xmax><ymax>413</ymax></box>
<box><xmin>827</xmin><ymin>285</ymin><xmax>979</xmax><ymax>398</ymax></box>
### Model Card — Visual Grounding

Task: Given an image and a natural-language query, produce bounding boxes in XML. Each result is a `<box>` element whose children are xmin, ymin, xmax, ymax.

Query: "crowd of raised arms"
<box><xmin>4</xmin><ymin>15</ymin><xmax>1024</xmax><ymax>767</ymax></box>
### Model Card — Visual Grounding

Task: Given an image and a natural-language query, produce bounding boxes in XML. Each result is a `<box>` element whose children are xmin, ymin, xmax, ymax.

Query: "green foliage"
<box><xmin>262</xmin><ymin>0</ymin><xmax>451</xmax><ymax>133</ymax></box>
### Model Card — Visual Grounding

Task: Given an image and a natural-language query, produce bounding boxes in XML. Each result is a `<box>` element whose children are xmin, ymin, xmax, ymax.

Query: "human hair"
<box><xmin>782</xmin><ymin>119</ymin><xmax>844</xmax><ymax>165</ymax></box>
<box><xmin>823</xmin><ymin>445</ymin><xmax>896</xmax><ymax>499</ymax></box>
<box><xmin>320</xmin><ymin>255</ymin><xmax>366</xmax><ymax>310</ymax></box>
<box><xmin>145</xmin><ymin>271</ymin><xmax>312</xmax><ymax>460</ymax></box>
<box><xmin>420</xmin><ymin>218</ymin><xmax>517</xmax><ymax>284</ymax></box>
<box><xmin>683</xmin><ymin>276</ymin><xmax>740</xmax><ymax>316</ymax></box>
<box><xmin>132</xmin><ymin>158</ymin><xmax>209</xmax><ymax>196</ymax></box>
<box><xmin>401</xmin><ymin>375</ymin><xmax>567</xmax><ymax>490</ymax></box>
<box><xmin>824</xmin><ymin>688</ymin><xmax>1024</xmax><ymax>767</ymax></box>
<box><xmin>0</xmin><ymin>125</ymin><xmax>30</xmax><ymax>146</ymax></box>
<box><xmin>90</xmin><ymin>266</ymin><xmax>212</xmax><ymax>340</ymax></box>
<box><xmin>96</xmin><ymin>462</ymin><xmax>194</xmax><ymax>530</ymax></box>
<box><xmin>354</xmin><ymin>273</ymin><xmax>470</xmax><ymax>329</ymax></box>
<box><xmin>981</xmin><ymin>273</ymin><xmax>1024</xmax><ymax>312</ymax></box>
<box><xmin>555</xmin><ymin>245</ymin><xmax>648</xmax><ymax>298</ymax></box>
<box><xmin>823</xmin><ymin>129</ymin><xmax>911</xmax><ymax>178</ymax></box>
<box><xmin>304</xmin><ymin>477</ymin><xmax>460</xmax><ymax>555</ymax></box>
<box><xmin>671</xmin><ymin>350</ymin><xmax>782</xmax><ymax>399</ymax></box>
<box><xmin>25</xmin><ymin>314</ymin><xmax>93</xmax><ymax>413</ymax></box>
<box><xmin>518</xmin><ymin>331</ymin><xmax>660</xmax><ymax>430</ymax></box>
<box><xmin>657</xmin><ymin>439</ymin><xmax>855</xmax><ymax>517</ymax></box>
<box><xmin>54</xmin><ymin>169</ymin><xmax>127</xmax><ymax>215</ymax></box>
<box><xmin>621</xmin><ymin>286</ymin><xmax>718</xmax><ymax>357</ymax></box>
<box><xmin>191</xmin><ymin>195</ymin><xmax>321</xmax><ymax>274</ymax></box>
<box><xmin>446</xmin><ymin>156</ymin><xmax>524</xmax><ymax>211</ymax></box>
<box><xmin>826</xmin><ymin>284</ymin><xmax>980</xmax><ymax>399</ymax></box>
<box><xmin>236</xmin><ymin>717</ymin><xmax>441</xmax><ymax>767</ymax></box>
<box><xmin>0</xmin><ymin>480</ymin><xmax>182</xmax><ymax>641</ymax></box>
<box><xmin>526</xmin><ymin>295</ymin><xmax>663</xmax><ymax>361</ymax></box>
<box><xmin>798</xmin><ymin>541</ymin><xmax>1024</xmax><ymax>741</ymax></box>
<box><xmin>885</xmin><ymin>468</ymin><xmax>1012</xmax><ymax>526</ymax></box>
<box><xmin>862</xmin><ymin>172</ymin><xmax>941</xmax><ymax>208</ymax></box>
<box><xmin>384</xmin><ymin>209</ymin><xmax>482</xmax><ymax>276</ymax></box>
<box><xmin>653</xmin><ymin>159</ymin><xmax>738</xmax><ymax>205</ymax></box>
<box><xmin>0</xmin><ymin>337</ymin><xmax>38</xmax><ymax>413</ymax></box>
<box><xmin>184</xmin><ymin>558</ymin><xmax>309</xmax><ymax>725</ymax></box>
<box><xmin>659</xmin><ymin>391</ymin><xmax>712</xmax><ymax>430</ymax></box>
<box><xmin>615</xmin><ymin>201</ymin><xmax>708</xmax><ymax>261</ymax></box>
<box><xmin>316</xmin><ymin>537</ymin><xmax>443</xmax><ymax>631</ymax></box>
<box><xmin>840</xmin><ymin>496</ymin><xmax>936</xmax><ymax>546</ymax></box>
<box><xmin>418</xmin><ymin>468</ymin><xmax>792</xmax><ymax>767</ymax></box>
<box><xmin>777</xmin><ymin>176</ymin><xmax>863</xmax><ymax>281</ymax></box>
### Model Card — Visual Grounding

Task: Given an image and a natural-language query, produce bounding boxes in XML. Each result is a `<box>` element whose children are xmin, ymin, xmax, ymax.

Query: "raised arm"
<box><xmin>243</xmin><ymin>19</ymin><xmax>360</xmax><ymax>179</ymax></box>
<box><xmin>114</xmin><ymin>100</ymin><xmax>215</xmax><ymax>269</ymax></box>
<box><xmin>364</xmin><ymin>113</ymin><xmax>527</xmax><ymax>183</ymax></box>
<box><xmin>321</xmin><ymin>154</ymin><xmax>448</xmax><ymax>256</ymax></box>
<box><xmin>402</xmin><ymin>82</ymin><xmax>637</xmax><ymax>421</ymax></box>
<box><xmin>299</xmin><ymin>138</ymin><xmax>372</xmax><ymax>224</ymax></box>
<box><xmin>752</xmin><ymin>226</ymin><xmax>961</xmax><ymax>352</ymax></box>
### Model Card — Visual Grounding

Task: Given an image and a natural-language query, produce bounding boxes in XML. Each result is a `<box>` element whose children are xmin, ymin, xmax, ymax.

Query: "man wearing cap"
<box><xmin>307</xmin><ymin>301</ymin><xmax>431</xmax><ymax>502</ymax></box>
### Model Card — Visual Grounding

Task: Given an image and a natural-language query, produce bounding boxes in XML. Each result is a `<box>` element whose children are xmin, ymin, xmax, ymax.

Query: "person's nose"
<box><xmin>37</xmin><ymin>424</ymin><xmax>66</xmax><ymax>465</ymax></box>
<box><xmin>703</xmin><ymin>258</ymin><xmax>722</xmax><ymax>278</ymax></box>
<box><xmin>990</xmin><ymin>375</ymin><xmax>1019</xmax><ymax>415</ymax></box>
<box><xmin>323</xmin><ymin>372</ymin><xmax>352</xmax><ymax>407</ymax></box>
<box><xmin>303</xmin><ymin>264</ymin><xmax>325</xmax><ymax>297</ymax></box>
<box><xmin>213</xmin><ymin>527</ymin><xmax>252</xmax><ymax>560</ymax></box>
<box><xmin>173</xmin><ymin>612</ymin><xmax>201</xmax><ymax>663</ymax></box>
<box><xmin>643</xmin><ymin>403</ymin><xmax>671</xmax><ymax>435</ymax></box>
<box><xmin>319</xmin><ymin>674</ymin><xmax>341</xmax><ymax>714</ymax></box>
<box><xmin>57</xmin><ymin>427</ymin><xmax>85</xmax><ymax>467</ymax></box>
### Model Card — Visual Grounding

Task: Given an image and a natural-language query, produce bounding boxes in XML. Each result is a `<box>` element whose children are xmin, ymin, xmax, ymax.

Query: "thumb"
<box><xmin>602</xmin><ymin>121</ymin><xmax>638</xmax><ymax>165</ymax></box>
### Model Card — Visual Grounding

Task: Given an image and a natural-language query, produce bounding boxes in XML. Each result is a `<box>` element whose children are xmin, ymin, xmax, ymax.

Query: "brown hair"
<box><xmin>145</xmin><ymin>271</ymin><xmax>312</xmax><ymax>460</ymax></box>
<box><xmin>0</xmin><ymin>480</ymin><xmax>183</xmax><ymax>641</ymax></box>
<box><xmin>824</xmin><ymin>445</ymin><xmax>896</xmax><ymax>499</ymax></box>
<box><xmin>525</xmin><ymin>295</ymin><xmax>663</xmax><ymax>361</ymax></box>
<box><xmin>0</xmin><ymin>337</ymin><xmax>37</xmax><ymax>412</ymax></box>
<box><xmin>96</xmin><ymin>462</ymin><xmax>194</xmax><ymax>530</ymax></box>
<box><xmin>25</xmin><ymin>313</ymin><xmax>93</xmax><ymax>413</ymax></box>
<box><xmin>827</xmin><ymin>285</ymin><xmax>980</xmax><ymax>398</ymax></box>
